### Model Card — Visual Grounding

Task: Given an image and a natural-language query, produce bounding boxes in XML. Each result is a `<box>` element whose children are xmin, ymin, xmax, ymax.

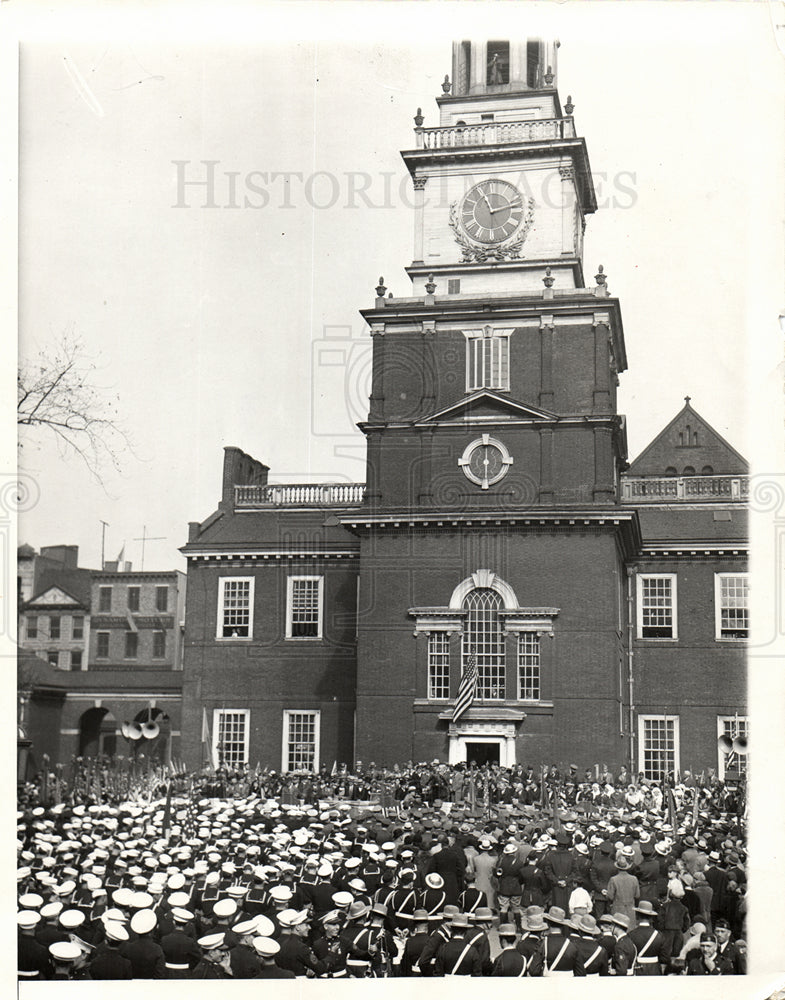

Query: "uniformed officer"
<box><xmin>190</xmin><ymin>931</ymin><xmax>232</xmax><ymax>979</ymax></box>
<box><xmin>433</xmin><ymin>913</ymin><xmax>481</xmax><ymax>977</ymax></box>
<box><xmin>228</xmin><ymin>916</ymin><xmax>263</xmax><ymax>978</ymax></box>
<box><xmin>491</xmin><ymin>924</ymin><xmax>527</xmax><ymax>976</ymax></box>
<box><xmin>312</xmin><ymin>909</ymin><xmax>348</xmax><ymax>978</ymax></box>
<box><xmin>628</xmin><ymin>900</ymin><xmax>669</xmax><ymax>974</ymax></box>
<box><xmin>464</xmin><ymin>906</ymin><xmax>494</xmax><ymax>975</ymax></box>
<box><xmin>89</xmin><ymin>920</ymin><xmax>134</xmax><ymax>980</ymax></box>
<box><xmin>571</xmin><ymin>914</ymin><xmax>609</xmax><ymax>976</ymax></box>
<box><xmin>276</xmin><ymin>908</ymin><xmax>324</xmax><ymax>977</ymax></box>
<box><xmin>121</xmin><ymin>908</ymin><xmax>166</xmax><ymax>978</ymax></box>
<box><xmin>400</xmin><ymin>909</ymin><xmax>431</xmax><ymax>977</ymax></box>
<box><xmin>610</xmin><ymin>912</ymin><xmax>637</xmax><ymax>976</ymax></box>
<box><xmin>18</xmin><ymin>910</ymin><xmax>50</xmax><ymax>980</ymax></box>
<box><xmin>160</xmin><ymin>906</ymin><xmax>201</xmax><ymax>977</ymax></box>
<box><xmin>539</xmin><ymin>906</ymin><xmax>578</xmax><ymax>976</ymax></box>
<box><xmin>252</xmin><ymin>936</ymin><xmax>297</xmax><ymax>978</ymax></box>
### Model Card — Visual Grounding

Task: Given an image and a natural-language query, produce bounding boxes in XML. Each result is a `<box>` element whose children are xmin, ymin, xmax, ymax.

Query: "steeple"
<box><xmin>448</xmin><ymin>39</ymin><xmax>560</xmax><ymax>97</ymax></box>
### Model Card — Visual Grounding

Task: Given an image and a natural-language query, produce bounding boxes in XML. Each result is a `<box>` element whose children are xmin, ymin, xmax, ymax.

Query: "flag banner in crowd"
<box><xmin>452</xmin><ymin>651</ymin><xmax>477</xmax><ymax>723</ymax></box>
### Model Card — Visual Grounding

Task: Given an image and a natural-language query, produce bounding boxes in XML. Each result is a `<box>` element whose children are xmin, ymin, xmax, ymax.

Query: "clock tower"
<box><xmin>343</xmin><ymin>38</ymin><xmax>638</xmax><ymax>768</ymax></box>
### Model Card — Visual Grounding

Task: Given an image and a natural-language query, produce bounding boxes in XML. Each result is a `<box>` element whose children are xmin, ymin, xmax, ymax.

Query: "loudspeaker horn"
<box><xmin>127</xmin><ymin>721</ymin><xmax>143</xmax><ymax>741</ymax></box>
<box><xmin>141</xmin><ymin>721</ymin><xmax>160</xmax><ymax>740</ymax></box>
<box><xmin>732</xmin><ymin>735</ymin><xmax>748</xmax><ymax>754</ymax></box>
<box><xmin>717</xmin><ymin>734</ymin><xmax>733</xmax><ymax>753</ymax></box>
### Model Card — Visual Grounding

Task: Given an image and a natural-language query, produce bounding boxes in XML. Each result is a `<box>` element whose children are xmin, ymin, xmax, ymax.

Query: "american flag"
<box><xmin>452</xmin><ymin>651</ymin><xmax>478</xmax><ymax>723</ymax></box>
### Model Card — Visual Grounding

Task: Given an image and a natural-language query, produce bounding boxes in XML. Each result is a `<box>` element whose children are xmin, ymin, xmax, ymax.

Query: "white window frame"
<box><xmin>427</xmin><ymin>632</ymin><xmax>451</xmax><ymax>700</ymax></box>
<box><xmin>285</xmin><ymin>575</ymin><xmax>324</xmax><ymax>640</ymax></box>
<box><xmin>717</xmin><ymin>715</ymin><xmax>749</xmax><ymax>780</ymax></box>
<box><xmin>636</xmin><ymin>573</ymin><xmax>678</xmax><ymax>640</ymax></box>
<box><xmin>638</xmin><ymin>714</ymin><xmax>680</xmax><ymax>781</ymax></box>
<box><xmin>464</xmin><ymin>327</ymin><xmax>512</xmax><ymax>392</ymax></box>
<box><xmin>714</xmin><ymin>573</ymin><xmax>749</xmax><ymax>641</ymax></box>
<box><xmin>517</xmin><ymin>631</ymin><xmax>541</xmax><ymax>701</ymax></box>
<box><xmin>212</xmin><ymin>708</ymin><xmax>250</xmax><ymax>768</ymax></box>
<box><xmin>282</xmin><ymin>709</ymin><xmax>321</xmax><ymax>772</ymax></box>
<box><xmin>216</xmin><ymin>577</ymin><xmax>254</xmax><ymax>640</ymax></box>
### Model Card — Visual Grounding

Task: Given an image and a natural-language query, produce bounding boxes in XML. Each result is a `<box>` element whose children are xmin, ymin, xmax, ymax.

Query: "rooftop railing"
<box><xmin>416</xmin><ymin>117</ymin><xmax>576</xmax><ymax>150</ymax></box>
<box><xmin>621</xmin><ymin>475</ymin><xmax>748</xmax><ymax>502</ymax></box>
<box><xmin>235</xmin><ymin>483</ymin><xmax>366</xmax><ymax>507</ymax></box>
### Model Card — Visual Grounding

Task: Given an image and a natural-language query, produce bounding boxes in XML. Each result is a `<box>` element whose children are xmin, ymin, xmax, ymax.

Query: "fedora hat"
<box><xmin>544</xmin><ymin>906</ymin><xmax>568</xmax><ymax>925</ymax></box>
<box><xmin>524</xmin><ymin>913</ymin><xmax>547</xmax><ymax>932</ymax></box>
<box><xmin>635</xmin><ymin>900</ymin><xmax>657</xmax><ymax>917</ymax></box>
<box><xmin>578</xmin><ymin>914</ymin><xmax>600</xmax><ymax>936</ymax></box>
<box><xmin>610</xmin><ymin>912</ymin><xmax>630</xmax><ymax>930</ymax></box>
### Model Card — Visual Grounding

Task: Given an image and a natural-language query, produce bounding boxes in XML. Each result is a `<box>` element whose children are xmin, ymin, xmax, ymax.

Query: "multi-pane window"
<box><xmin>49</xmin><ymin>616</ymin><xmax>60</xmax><ymax>640</ymax></box>
<box><xmin>283</xmin><ymin>710</ymin><xmax>320</xmax><ymax>772</ymax></box>
<box><xmin>428</xmin><ymin>633</ymin><xmax>451</xmax><ymax>700</ymax></box>
<box><xmin>72</xmin><ymin>616</ymin><xmax>84</xmax><ymax>640</ymax></box>
<box><xmin>152</xmin><ymin>631</ymin><xmax>166</xmax><ymax>658</ymax></box>
<box><xmin>26</xmin><ymin>616</ymin><xmax>38</xmax><ymax>639</ymax></box>
<box><xmin>463</xmin><ymin>588</ymin><xmax>505</xmax><ymax>700</ymax></box>
<box><xmin>217</xmin><ymin>578</ymin><xmax>253</xmax><ymax>638</ymax></box>
<box><xmin>717</xmin><ymin>716</ymin><xmax>749</xmax><ymax>778</ymax></box>
<box><xmin>466</xmin><ymin>330</ymin><xmax>510</xmax><ymax>391</ymax></box>
<box><xmin>70</xmin><ymin>650</ymin><xmax>82</xmax><ymax>671</ymax></box>
<box><xmin>98</xmin><ymin>586</ymin><xmax>112</xmax><ymax>612</ymax></box>
<box><xmin>286</xmin><ymin>576</ymin><xmax>323</xmax><ymax>639</ymax></box>
<box><xmin>127</xmin><ymin>587</ymin><xmax>140</xmax><ymax>612</ymax></box>
<box><xmin>214</xmin><ymin>709</ymin><xmax>249</xmax><ymax>768</ymax></box>
<box><xmin>96</xmin><ymin>632</ymin><xmax>110</xmax><ymax>659</ymax></box>
<box><xmin>47</xmin><ymin>651</ymin><xmax>59</xmax><ymax>668</ymax></box>
<box><xmin>156</xmin><ymin>586</ymin><xmax>169</xmax><ymax>612</ymax></box>
<box><xmin>124</xmin><ymin>631</ymin><xmax>138</xmax><ymax>659</ymax></box>
<box><xmin>715</xmin><ymin>574</ymin><xmax>749</xmax><ymax>639</ymax></box>
<box><xmin>639</xmin><ymin>715</ymin><xmax>679</xmax><ymax>781</ymax></box>
<box><xmin>517</xmin><ymin>633</ymin><xmax>541</xmax><ymax>700</ymax></box>
<box><xmin>638</xmin><ymin>574</ymin><xmax>677</xmax><ymax>639</ymax></box>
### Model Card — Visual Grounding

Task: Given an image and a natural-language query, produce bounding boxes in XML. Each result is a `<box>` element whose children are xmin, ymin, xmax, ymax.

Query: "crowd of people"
<box><xmin>17</xmin><ymin>759</ymin><xmax>747</xmax><ymax>979</ymax></box>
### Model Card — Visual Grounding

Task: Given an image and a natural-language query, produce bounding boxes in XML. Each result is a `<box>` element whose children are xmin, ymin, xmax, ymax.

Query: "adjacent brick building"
<box><xmin>179</xmin><ymin>38</ymin><xmax>747</xmax><ymax>779</ymax></box>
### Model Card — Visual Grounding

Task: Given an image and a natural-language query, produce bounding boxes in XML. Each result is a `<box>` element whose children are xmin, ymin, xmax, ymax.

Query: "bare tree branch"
<box><xmin>18</xmin><ymin>331</ymin><xmax>131</xmax><ymax>484</ymax></box>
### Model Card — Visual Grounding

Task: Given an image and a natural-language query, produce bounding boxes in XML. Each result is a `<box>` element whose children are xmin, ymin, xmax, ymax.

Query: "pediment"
<box><xmin>416</xmin><ymin>391</ymin><xmax>557</xmax><ymax>426</ymax></box>
<box><xmin>26</xmin><ymin>586</ymin><xmax>82</xmax><ymax>608</ymax></box>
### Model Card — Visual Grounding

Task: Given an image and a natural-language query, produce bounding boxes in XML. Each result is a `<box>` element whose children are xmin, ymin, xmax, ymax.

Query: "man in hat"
<box><xmin>340</xmin><ymin>901</ymin><xmax>377</xmax><ymax>977</ymax></box>
<box><xmin>458</xmin><ymin>869</ymin><xmax>487</xmax><ymax>915</ymax></box>
<box><xmin>121</xmin><ymin>908</ymin><xmax>166</xmax><ymax>978</ymax></box>
<box><xmin>658</xmin><ymin>877</ymin><xmax>690</xmax><ymax>968</ymax></box>
<box><xmin>252</xmin><ymin>936</ymin><xmax>296</xmax><ymax>978</ymax></box>
<box><xmin>433</xmin><ymin>913</ymin><xmax>481</xmax><ymax>976</ymax></box>
<box><xmin>388</xmin><ymin>867</ymin><xmax>419</xmax><ymax>932</ymax></box>
<box><xmin>686</xmin><ymin>931</ymin><xmax>734</xmax><ymax>975</ymax></box>
<box><xmin>366</xmin><ymin>901</ymin><xmax>395</xmax><ymax>977</ymax></box>
<box><xmin>628</xmin><ymin>900</ymin><xmax>668</xmax><ymax>974</ymax></box>
<box><xmin>636</xmin><ymin>838</ymin><xmax>660</xmax><ymax>904</ymax></box>
<box><xmin>48</xmin><ymin>941</ymin><xmax>84</xmax><ymax>980</ymax></box>
<box><xmin>571</xmin><ymin>914</ymin><xmax>608</xmax><ymax>977</ymax></box>
<box><xmin>463</xmin><ymin>906</ymin><xmax>494</xmax><ymax>975</ymax></box>
<box><xmin>160</xmin><ymin>907</ymin><xmax>201</xmax><ymax>978</ymax></box>
<box><xmin>516</xmin><ymin>906</ymin><xmax>545</xmax><ymax>973</ymax></box>
<box><xmin>606</xmin><ymin>853</ymin><xmax>639</xmax><ymax>929</ymax></box>
<box><xmin>18</xmin><ymin>911</ymin><xmax>50</xmax><ymax>980</ymax></box>
<box><xmin>228</xmin><ymin>916</ymin><xmax>263</xmax><ymax>978</ymax></box>
<box><xmin>191</xmin><ymin>931</ymin><xmax>232</xmax><ymax>979</ymax></box>
<box><xmin>538</xmin><ymin>906</ymin><xmax>577</xmax><ymax>976</ymax></box>
<box><xmin>400</xmin><ymin>909</ymin><xmax>431</xmax><ymax>977</ymax></box>
<box><xmin>589</xmin><ymin>840</ymin><xmax>617</xmax><ymax>918</ymax></box>
<box><xmin>714</xmin><ymin>917</ymin><xmax>745</xmax><ymax>974</ymax></box>
<box><xmin>491</xmin><ymin>923</ymin><xmax>527</xmax><ymax>976</ymax></box>
<box><xmin>542</xmin><ymin>830</ymin><xmax>575</xmax><ymax>911</ymax></box>
<box><xmin>277</xmin><ymin>908</ymin><xmax>325</xmax><ymax>977</ymax></box>
<box><xmin>312</xmin><ymin>910</ymin><xmax>348</xmax><ymax>978</ymax></box>
<box><xmin>426</xmin><ymin>831</ymin><xmax>466</xmax><ymax>906</ymax></box>
<box><xmin>609</xmin><ymin>913</ymin><xmax>636</xmax><ymax>976</ymax></box>
<box><xmin>495</xmin><ymin>841</ymin><xmax>525</xmax><ymax>930</ymax></box>
<box><xmin>89</xmin><ymin>921</ymin><xmax>134</xmax><ymax>979</ymax></box>
<box><xmin>415</xmin><ymin>904</ymin><xmax>459</xmax><ymax>976</ymax></box>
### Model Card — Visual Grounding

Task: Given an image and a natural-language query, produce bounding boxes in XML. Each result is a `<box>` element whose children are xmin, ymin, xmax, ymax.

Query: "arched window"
<box><xmin>701</xmin><ymin>465</ymin><xmax>714</xmax><ymax>476</ymax></box>
<box><xmin>463</xmin><ymin>588</ymin><xmax>505</xmax><ymax>700</ymax></box>
<box><xmin>683</xmin><ymin>466</ymin><xmax>695</xmax><ymax>476</ymax></box>
<box><xmin>664</xmin><ymin>466</ymin><xmax>677</xmax><ymax>476</ymax></box>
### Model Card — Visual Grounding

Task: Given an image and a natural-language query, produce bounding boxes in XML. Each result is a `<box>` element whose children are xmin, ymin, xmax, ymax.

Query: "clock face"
<box><xmin>458</xmin><ymin>435</ymin><xmax>513</xmax><ymax>489</ymax></box>
<box><xmin>460</xmin><ymin>179</ymin><xmax>525</xmax><ymax>245</ymax></box>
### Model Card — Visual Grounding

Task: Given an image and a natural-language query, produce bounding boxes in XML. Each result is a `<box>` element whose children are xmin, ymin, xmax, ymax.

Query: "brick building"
<box><xmin>180</xmin><ymin>39</ymin><xmax>747</xmax><ymax>780</ymax></box>
<box><xmin>17</xmin><ymin>548</ymin><xmax>186</xmax><ymax>772</ymax></box>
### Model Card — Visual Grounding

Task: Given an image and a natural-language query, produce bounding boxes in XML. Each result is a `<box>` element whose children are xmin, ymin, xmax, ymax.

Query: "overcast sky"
<box><xmin>14</xmin><ymin>2</ymin><xmax>785</xmax><ymax>572</ymax></box>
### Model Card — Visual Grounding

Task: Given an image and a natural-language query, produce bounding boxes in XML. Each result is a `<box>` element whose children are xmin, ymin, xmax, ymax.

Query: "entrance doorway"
<box><xmin>465</xmin><ymin>741</ymin><xmax>500</xmax><ymax>767</ymax></box>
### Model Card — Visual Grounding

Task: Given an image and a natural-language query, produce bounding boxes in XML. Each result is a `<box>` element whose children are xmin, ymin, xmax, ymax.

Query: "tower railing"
<box><xmin>416</xmin><ymin>117</ymin><xmax>575</xmax><ymax>149</ymax></box>
<box><xmin>621</xmin><ymin>475</ymin><xmax>748</xmax><ymax>502</ymax></box>
<box><xmin>235</xmin><ymin>483</ymin><xmax>366</xmax><ymax>507</ymax></box>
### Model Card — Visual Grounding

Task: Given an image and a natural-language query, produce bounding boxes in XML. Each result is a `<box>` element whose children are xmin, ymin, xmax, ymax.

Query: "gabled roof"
<box><xmin>416</xmin><ymin>390</ymin><xmax>558</xmax><ymax>426</ymax></box>
<box><xmin>627</xmin><ymin>399</ymin><xmax>748</xmax><ymax>477</ymax></box>
<box><xmin>22</xmin><ymin>584</ymin><xmax>88</xmax><ymax>611</ymax></box>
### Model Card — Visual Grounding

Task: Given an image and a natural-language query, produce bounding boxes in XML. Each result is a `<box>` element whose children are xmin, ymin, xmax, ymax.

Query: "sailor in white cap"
<box><xmin>252</xmin><ymin>937</ymin><xmax>296</xmax><ymax>979</ymax></box>
<box><xmin>123</xmin><ymin>909</ymin><xmax>166</xmax><ymax>978</ymax></box>
<box><xmin>228</xmin><ymin>916</ymin><xmax>262</xmax><ymax>978</ymax></box>
<box><xmin>159</xmin><ymin>907</ymin><xmax>200</xmax><ymax>978</ymax></box>
<box><xmin>18</xmin><ymin>911</ymin><xmax>49</xmax><ymax>980</ymax></box>
<box><xmin>192</xmin><ymin>931</ymin><xmax>231</xmax><ymax>979</ymax></box>
<box><xmin>48</xmin><ymin>940</ymin><xmax>84</xmax><ymax>980</ymax></box>
<box><xmin>88</xmin><ymin>921</ymin><xmax>133</xmax><ymax>980</ymax></box>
